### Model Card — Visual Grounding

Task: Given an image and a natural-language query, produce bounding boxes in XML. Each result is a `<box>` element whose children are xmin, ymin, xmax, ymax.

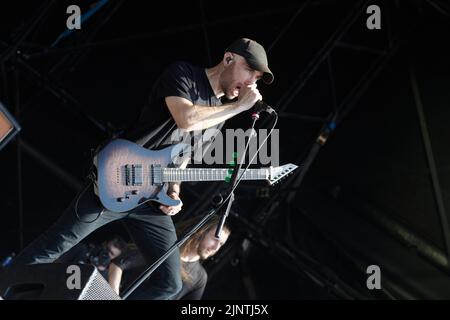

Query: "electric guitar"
<box><xmin>93</xmin><ymin>139</ymin><xmax>297</xmax><ymax>212</ymax></box>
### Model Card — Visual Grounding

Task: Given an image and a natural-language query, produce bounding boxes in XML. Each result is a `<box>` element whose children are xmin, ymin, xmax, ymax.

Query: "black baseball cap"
<box><xmin>225</xmin><ymin>38</ymin><xmax>274</xmax><ymax>84</ymax></box>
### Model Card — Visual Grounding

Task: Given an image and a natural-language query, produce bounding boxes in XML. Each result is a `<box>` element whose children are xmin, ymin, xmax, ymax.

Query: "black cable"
<box><xmin>74</xmin><ymin>180</ymin><xmax>104</xmax><ymax>223</ymax></box>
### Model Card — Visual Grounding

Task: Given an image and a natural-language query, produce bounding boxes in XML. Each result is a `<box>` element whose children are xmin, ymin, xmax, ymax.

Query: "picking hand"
<box><xmin>159</xmin><ymin>192</ymin><xmax>183</xmax><ymax>216</ymax></box>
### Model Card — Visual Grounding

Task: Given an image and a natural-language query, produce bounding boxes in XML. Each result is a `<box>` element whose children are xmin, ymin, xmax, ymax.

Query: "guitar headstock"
<box><xmin>268</xmin><ymin>163</ymin><xmax>298</xmax><ymax>185</ymax></box>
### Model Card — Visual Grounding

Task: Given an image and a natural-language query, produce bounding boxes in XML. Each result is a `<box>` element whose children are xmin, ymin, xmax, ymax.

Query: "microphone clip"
<box><xmin>253</xmin><ymin>101</ymin><xmax>277</xmax><ymax>115</ymax></box>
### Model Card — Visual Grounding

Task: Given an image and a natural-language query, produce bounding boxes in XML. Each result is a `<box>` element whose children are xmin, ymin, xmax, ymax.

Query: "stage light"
<box><xmin>0</xmin><ymin>101</ymin><xmax>20</xmax><ymax>151</ymax></box>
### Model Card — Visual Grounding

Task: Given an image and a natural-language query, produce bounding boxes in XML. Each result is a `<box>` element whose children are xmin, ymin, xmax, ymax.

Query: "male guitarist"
<box><xmin>11</xmin><ymin>38</ymin><xmax>274</xmax><ymax>299</ymax></box>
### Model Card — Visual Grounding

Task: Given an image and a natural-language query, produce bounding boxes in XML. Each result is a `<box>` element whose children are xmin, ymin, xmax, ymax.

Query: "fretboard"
<box><xmin>162</xmin><ymin>168</ymin><xmax>269</xmax><ymax>182</ymax></box>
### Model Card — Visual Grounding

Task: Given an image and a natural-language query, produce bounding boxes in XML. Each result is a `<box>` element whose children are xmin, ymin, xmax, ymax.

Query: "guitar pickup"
<box><xmin>125</xmin><ymin>164</ymin><xmax>143</xmax><ymax>186</ymax></box>
<box><xmin>151</xmin><ymin>164</ymin><xmax>162</xmax><ymax>186</ymax></box>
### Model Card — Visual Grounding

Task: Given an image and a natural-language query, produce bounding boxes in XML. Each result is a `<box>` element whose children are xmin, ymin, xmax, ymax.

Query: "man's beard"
<box><xmin>220</xmin><ymin>78</ymin><xmax>236</xmax><ymax>100</ymax></box>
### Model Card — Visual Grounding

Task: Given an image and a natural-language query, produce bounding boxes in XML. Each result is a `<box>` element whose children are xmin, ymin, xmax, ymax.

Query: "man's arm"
<box><xmin>108</xmin><ymin>249</ymin><xmax>147</xmax><ymax>294</ymax></box>
<box><xmin>159</xmin><ymin>85</ymin><xmax>261</xmax><ymax>213</ymax></box>
<box><xmin>159</xmin><ymin>182</ymin><xmax>182</xmax><ymax>216</ymax></box>
<box><xmin>167</xmin><ymin>182</ymin><xmax>181</xmax><ymax>196</ymax></box>
<box><xmin>165</xmin><ymin>84</ymin><xmax>261</xmax><ymax>132</ymax></box>
<box><xmin>159</xmin><ymin>159</ymin><xmax>185</xmax><ymax>215</ymax></box>
<box><xmin>108</xmin><ymin>262</ymin><xmax>123</xmax><ymax>295</ymax></box>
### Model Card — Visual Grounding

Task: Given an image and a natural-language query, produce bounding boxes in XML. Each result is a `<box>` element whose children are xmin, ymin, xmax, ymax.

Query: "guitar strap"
<box><xmin>135</xmin><ymin>118</ymin><xmax>177</xmax><ymax>150</ymax></box>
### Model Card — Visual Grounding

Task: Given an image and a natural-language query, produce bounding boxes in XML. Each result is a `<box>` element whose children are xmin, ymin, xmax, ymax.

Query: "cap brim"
<box><xmin>246</xmin><ymin>58</ymin><xmax>274</xmax><ymax>84</ymax></box>
<box><xmin>261</xmin><ymin>71</ymin><xmax>274</xmax><ymax>84</ymax></box>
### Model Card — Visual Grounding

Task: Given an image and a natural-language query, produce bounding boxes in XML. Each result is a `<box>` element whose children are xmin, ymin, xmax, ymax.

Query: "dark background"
<box><xmin>1</xmin><ymin>0</ymin><xmax>450</xmax><ymax>299</ymax></box>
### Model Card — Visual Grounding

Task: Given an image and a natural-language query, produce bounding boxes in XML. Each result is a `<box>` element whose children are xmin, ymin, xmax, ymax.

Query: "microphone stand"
<box><xmin>121</xmin><ymin>109</ymin><xmax>263</xmax><ymax>300</ymax></box>
<box><xmin>121</xmin><ymin>202</ymin><xmax>221</xmax><ymax>299</ymax></box>
<box><xmin>215</xmin><ymin>110</ymin><xmax>261</xmax><ymax>238</ymax></box>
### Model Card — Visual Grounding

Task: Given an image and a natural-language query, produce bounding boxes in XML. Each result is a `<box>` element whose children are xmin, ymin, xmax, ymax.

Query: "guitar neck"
<box><xmin>161</xmin><ymin>168</ymin><xmax>269</xmax><ymax>182</ymax></box>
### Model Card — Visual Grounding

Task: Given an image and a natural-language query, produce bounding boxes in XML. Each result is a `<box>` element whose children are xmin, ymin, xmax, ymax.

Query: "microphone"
<box><xmin>253</xmin><ymin>100</ymin><xmax>276</xmax><ymax>114</ymax></box>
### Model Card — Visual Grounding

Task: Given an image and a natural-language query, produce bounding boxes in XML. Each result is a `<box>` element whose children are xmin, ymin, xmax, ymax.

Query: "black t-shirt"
<box><xmin>171</xmin><ymin>261</ymin><xmax>207</xmax><ymax>300</ymax></box>
<box><xmin>124</xmin><ymin>61</ymin><xmax>223</xmax><ymax>155</ymax></box>
<box><xmin>113</xmin><ymin>248</ymin><xmax>208</xmax><ymax>300</ymax></box>
<box><xmin>112</xmin><ymin>246</ymin><xmax>145</xmax><ymax>271</ymax></box>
